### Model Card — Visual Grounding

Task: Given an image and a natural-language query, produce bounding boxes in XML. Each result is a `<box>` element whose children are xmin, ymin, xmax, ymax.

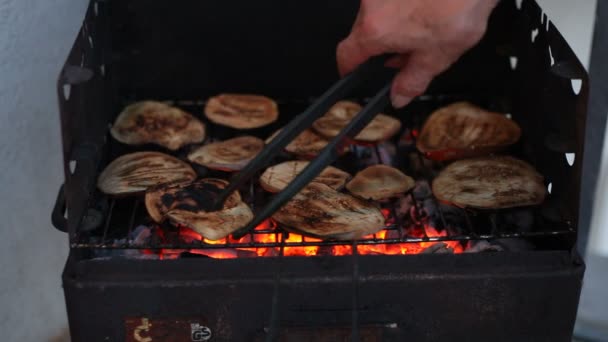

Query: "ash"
<box><xmin>91</xmin><ymin>225</ymin><xmax>162</xmax><ymax>260</ymax></box>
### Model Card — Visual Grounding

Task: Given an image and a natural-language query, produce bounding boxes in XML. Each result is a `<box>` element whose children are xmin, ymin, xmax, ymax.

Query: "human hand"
<box><xmin>337</xmin><ymin>0</ymin><xmax>499</xmax><ymax>108</ymax></box>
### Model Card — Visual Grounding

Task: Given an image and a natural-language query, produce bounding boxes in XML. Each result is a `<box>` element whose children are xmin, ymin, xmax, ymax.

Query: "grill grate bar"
<box><xmin>461</xmin><ymin>209</ymin><xmax>480</xmax><ymax>239</ymax></box>
<box><xmin>351</xmin><ymin>239</ymin><xmax>360</xmax><ymax>342</ymax></box>
<box><xmin>71</xmin><ymin>228</ymin><xmax>574</xmax><ymax>249</ymax></box>
<box><xmin>127</xmin><ymin>199</ymin><xmax>139</xmax><ymax>240</ymax></box>
<box><xmin>101</xmin><ymin>198</ymin><xmax>115</xmax><ymax>244</ymax></box>
<box><xmin>489</xmin><ymin>213</ymin><xmax>499</xmax><ymax>236</ymax></box>
<box><xmin>73</xmin><ymin>98</ymin><xmax>578</xmax><ymax>252</ymax></box>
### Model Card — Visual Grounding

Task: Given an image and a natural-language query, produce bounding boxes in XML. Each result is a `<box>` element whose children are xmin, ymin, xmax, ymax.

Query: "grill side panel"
<box><xmin>57</xmin><ymin>0</ymin><xmax>588</xmax><ymax>252</ymax></box>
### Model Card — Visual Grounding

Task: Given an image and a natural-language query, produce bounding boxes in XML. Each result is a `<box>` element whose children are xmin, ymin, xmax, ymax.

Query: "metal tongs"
<box><xmin>213</xmin><ymin>54</ymin><xmax>395</xmax><ymax>238</ymax></box>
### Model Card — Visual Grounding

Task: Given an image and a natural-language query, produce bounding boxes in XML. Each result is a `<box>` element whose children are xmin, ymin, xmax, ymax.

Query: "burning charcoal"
<box><xmin>261</xmin><ymin>248</ymin><xmax>279</xmax><ymax>257</ymax></box>
<box><xmin>317</xmin><ymin>246</ymin><xmax>336</xmax><ymax>256</ymax></box>
<box><xmin>91</xmin><ymin>254</ymin><xmax>161</xmax><ymax>261</ymax></box>
<box><xmin>236</xmin><ymin>250</ymin><xmax>258</xmax><ymax>258</ymax></box>
<box><xmin>396</xmin><ymin>195</ymin><xmax>414</xmax><ymax>220</ymax></box>
<box><xmin>376</xmin><ymin>142</ymin><xmax>397</xmax><ymax>165</ymax></box>
<box><xmin>179</xmin><ymin>252</ymin><xmax>210</xmax><ymax>258</ymax></box>
<box><xmin>412</xmin><ymin>181</ymin><xmax>433</xmax><ymax>199</ymax></box>
<box><xmin>432</xmin><ymin>204</ymin><xmax>468</xmax><ymax>232</ymax></box>
<box><xmin>406</xmin><ymin>152</ymin><xmax>441</xmax><ymax>177</ymax></box>
<box><xmin>184</xmin><ymin>248</ymin><xmax>257</xmax><ymax>259</ymax></box>
<box><xmin>437</xmin><ymin>246</ymin><xmax>454</xmax><ymax>254</ymax></box>
<box><xmin>398</xmin><ymin>129</ymin><xmax>416</xmax><ymax>148</ymax></box>
<box><xmin>421</xmin><ymin>242</ymin><xmax>454</xmax><ymax>254</ymax></box>
<box><xmin>129</xmin><ymin>225</ymin><xmax>152</xmax><ymax>245</ymax></box>
<box><xmin>384</xmin><ymin>229</ymin><xmax>401</xmax><ymax>240</ymax></box>
<box><xmin>465</xmin><ymin>240</ymin><xmax>504</xmax><ymax>253</ymax></box>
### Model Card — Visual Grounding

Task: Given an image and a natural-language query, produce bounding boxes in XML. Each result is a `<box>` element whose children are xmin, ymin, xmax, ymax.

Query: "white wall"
<box><xmin>590</xmin><ymin>134</ymin><xmax>608</xmax><ymax>257</ymax></box>
<box><xmin>0</xmin><ymin>0</ymin><xmax>87</xmax><ymax>340</ymax></box>
<box><xmin>536</xmin><ymin>0</ymin><xmax>596</xmax><ymax>67</ymax></box>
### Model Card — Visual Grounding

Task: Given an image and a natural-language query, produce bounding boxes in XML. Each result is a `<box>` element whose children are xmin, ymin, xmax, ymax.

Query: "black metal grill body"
<box><xmin>56</xmin><ymin>0</ymin><xmax>588</xmax><ymax>341</ymax></box>
<box><xmin>64</xmin><ymin>252</ymin><xmax>583</xmax><ymax>341</ymax></box>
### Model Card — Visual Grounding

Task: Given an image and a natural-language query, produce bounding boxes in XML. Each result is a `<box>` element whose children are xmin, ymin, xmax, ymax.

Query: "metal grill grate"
<box><xmin>70</xmin><ymin>97</ymin><xmax>575</xmax><ymax>251</ymax></box>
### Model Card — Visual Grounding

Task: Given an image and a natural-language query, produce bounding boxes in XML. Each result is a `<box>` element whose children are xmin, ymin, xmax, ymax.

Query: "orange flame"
<box><xmin>147</xmin><ymin>219</ymin><xmax>463</xmax><ymax>259</ymax></box>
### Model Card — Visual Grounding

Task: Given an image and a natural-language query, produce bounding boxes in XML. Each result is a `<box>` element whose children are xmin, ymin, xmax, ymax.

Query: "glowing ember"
<box><xmin>144</xmin><ymin>218</ymin><xmax>463</xmax><ymax>259</ymax></box>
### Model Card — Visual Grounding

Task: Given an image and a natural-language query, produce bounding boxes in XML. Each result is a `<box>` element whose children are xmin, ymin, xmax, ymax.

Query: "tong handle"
<box><xmin>233</xmin><ymin>83</ymin><xmax>392</xmax><ymax>238</ymax></box>
<box><xmin>213</xmin><ymin>54</ymin><xmax>392</xmax><ymax>210</ymax></box>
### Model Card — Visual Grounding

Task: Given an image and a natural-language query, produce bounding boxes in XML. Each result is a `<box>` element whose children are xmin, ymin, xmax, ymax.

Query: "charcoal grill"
<box><xmin>53</xmin><ymin>0</ymin><xmax>588</xmax><ymax>341</ymax></box>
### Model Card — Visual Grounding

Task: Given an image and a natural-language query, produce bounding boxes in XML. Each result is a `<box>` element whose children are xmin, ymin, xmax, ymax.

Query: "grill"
<box><xmin>54</xmin><ymin>0</ymin><xmax>588</xmax><ymax>341</ymax></box>
<box><xmin>71</xmin><ymin>97</ymin><xmax>574</xmax><ymax>255</ymax></box>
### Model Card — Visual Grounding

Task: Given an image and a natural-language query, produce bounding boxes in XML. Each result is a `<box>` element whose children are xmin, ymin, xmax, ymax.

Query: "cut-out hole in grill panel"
<box><xmin>509</xmin><ymin>56</ymin><xmax>518</xmax><ymax>70</ymax></box>
<box><xmin>63</xmin><ymin>84</ymin><xmax>71</xmax><ymax>101</ymax></box>
<box><xmin>531</xmin><ymin>28</ymin><xmax>539</xmax><ymax>43</ymax></box>
<box><xmin>565</xmin><ymin>153</ymin><xmax>575</xmax><ymax>166</ymax></box>
<box><xmin>69</xmin><ymin>160</ymin><xmax>77</xmax><ymax>175</ymax></box>
<box><xmin>571</xmin><ymin>79</ymin><xmax>582</xmax><ymax>95</ymax></box>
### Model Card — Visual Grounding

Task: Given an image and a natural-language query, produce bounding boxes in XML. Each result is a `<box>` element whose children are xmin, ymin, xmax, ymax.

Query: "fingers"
<box><xmin>337</xmin><ymin>1</ymin><xmax>389</xmax><ymax>76</ymax></box>
<box><xmin>385</xmin><ymin>54</ymin><xmax>408</xmax><ymax>69</ymax></box>
<box><xmin>336</xmin><ymin>35</ymin><xmax>374</xmax><ymax>77</ymax></box>
<box><xmin>390</xmin><ymin>52</ymin><xmax>447</xmax><ymax>108</ymax></box>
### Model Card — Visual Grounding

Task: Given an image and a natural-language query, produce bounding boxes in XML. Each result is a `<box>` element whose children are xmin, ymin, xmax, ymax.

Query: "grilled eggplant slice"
<box><xmin>260</xmin><ymin>160</ymin><xmax>351</xmax><ymax>192</ymax></box>
<box><xmin>312</xmin><ymin>100</ymin><xmax>401</xmax><ymax>142</ymax></box>
<box><xmin>204</xmin><ymin>94</ymin><xmax>278</xmax><ymax>129</ymax></box>
<box><xmin>187</xmin><ymin>136</ymin><xmax>264</xmax><ymax>171</ymax></box>
<box><xmin>265</xmin><ymin>128</ymin><xmax>349</xmax><ymax>158</ymax></box>
<box><xmin>110</xmin><ymin>101</ymin><xmax>206</xmax><ymax>150</ymax></box>
<box><xmin>417</xmin><ymin>102</ymin><xmax>521</xmax><ymax>160</ymax></box>
<box><xmin>272</xmin><ymin>182</ymin><xmax>385</xmax><ymax>240</ymax></box>
<box><xmin>432</xmin><ymin>156</ymin><xmax>546</xmax><ymax>209</ymax></box>
<box><xmin>97</xmin><ymin>152</ymin><xmax>196</xmax><ymax>195</ymax></box>
<box><xmin>145</xmin><ymin>178</ymin><xmax>253</xmax><ymax>240</ymax></box>
<box><xmin>346</xmin><ymin>165</ymin><xmax>415</xmax><ymax>200</ymax></box>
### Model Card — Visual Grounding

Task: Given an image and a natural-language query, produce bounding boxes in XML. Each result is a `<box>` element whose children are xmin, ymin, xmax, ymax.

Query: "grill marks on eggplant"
<box><xmin>260</xmin><ymin>161</ymin><xmax>351</xmax><ymax>192</ymax></box>
<box><xmin>146</xmin><ymin>178</ymin><xmax>240</xmax><ymax>221</ymax></box>
<box><xmin>99</xmin><ymin>96</ymin><xmax>548</xmax><ymax>242</ymax></box>
<box><xmin>187</xmin><ymin>136</ymin><xmax>264</xmax><ymax>171</ymax></box>
<box><xmin>97</xmin><ymin>152</ymin><xmax>196</xmax><ymax>195</ymax></box>
<box><xmin>110</xmin><ymin>101</ymin><xmax>206</xmax><ymax>150</ymax></box>
<box><xmin>312</xmin><ymin>100</ymin><xmax>402</xmax><ymax>142</ymax></box>
<box><xmin>204</xmin><ymin>94</ymin><xmax>278</xmax><ymax>129</ymax></box>
<box><xmin>346</xmin><ymin>165</ymin><xmax>415</xmax><ymax>200</ymax></box>
<box><xmin>417</xmin><ymin>102</ymin><xmax>521</xmax><ymax>158</ymax></box>
<box><xmin>272</xmin><ymin>183</ymin><xmax>385</xmax><ymax>240</ymax></box>
<box><xmin>266</xmin><ymin>128</ymin><xmax>346</xmax><ymax>158</ymax></box>
<box><xmin>145</xmin><ymin>179</ymin><xmax>253</xmax><ymax>240</ymax></box>
<box><xmin>432</xmin><ymin>156</ymin><xmax>546</xmax><ymax>209</ymax></box>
